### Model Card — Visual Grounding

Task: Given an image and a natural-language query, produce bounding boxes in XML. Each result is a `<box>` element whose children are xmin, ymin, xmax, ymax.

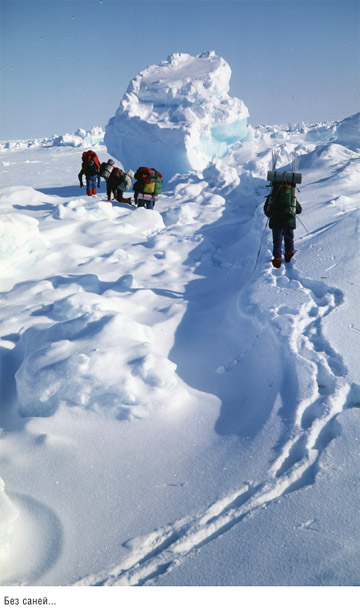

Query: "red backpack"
<box><xmin>82</xmin><ymin>150</ymin><xmax>100</xmax><ymax>171</ymax></box>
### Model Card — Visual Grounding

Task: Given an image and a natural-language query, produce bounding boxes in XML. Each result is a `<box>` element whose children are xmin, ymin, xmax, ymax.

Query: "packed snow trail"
<box><xmin>75</xmin><ymin>147</ymin><xmax>360</xmax><ymax>586</ymax></box>
<box><xmin>75</xmin><ymin>263</ymin><xmax>358</xmax><ymax>586</ymax></box>
<box><xmin>1</xmin><ymin>115</ymin><xmax>359</xmax><ymax>586</ymax></box>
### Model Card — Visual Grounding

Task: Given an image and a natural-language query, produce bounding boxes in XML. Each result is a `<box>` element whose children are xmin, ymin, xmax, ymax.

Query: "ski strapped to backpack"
<box><xmin>264</xmin><ymin>171</ymin><xmax>302</xmax><ymax>220</ymax></box>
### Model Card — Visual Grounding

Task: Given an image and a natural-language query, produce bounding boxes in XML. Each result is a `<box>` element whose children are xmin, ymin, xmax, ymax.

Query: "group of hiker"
<box><xmin>78</xmin><ymin>150</ymin><xmax>163</xmax><ymax>209</ymax></box>
<box><xmin>78</xmin><ymin>150</ymin><xmax>303</xmax><ymax>268</ymax></box>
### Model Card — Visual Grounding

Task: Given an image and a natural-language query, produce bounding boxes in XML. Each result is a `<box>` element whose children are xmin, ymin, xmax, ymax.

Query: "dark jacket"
<box><xmin>264</xmin><ymin>184</ymin><xmax>302</xmax><ymax>229</ymax></box>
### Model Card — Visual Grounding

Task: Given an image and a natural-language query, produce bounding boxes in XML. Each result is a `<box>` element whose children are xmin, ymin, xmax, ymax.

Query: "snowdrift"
<box><xmin>305</xmin><ymin>112</ymin><xmax>360</xmax><ymax>151</ymax></box>
<box><xmin>0</xmin><ymin>127</ymin><xmax>104</xmax><ymax>151</ymax></box>
<box><xmin>0</xmin><ymin>52</ymin><xmax>359</xmax><ymax>588</ymax></box>
<box><xmin>105</xmin><ymin>51</ymin><xmax>251</xmax><ymax>179</ymax></box>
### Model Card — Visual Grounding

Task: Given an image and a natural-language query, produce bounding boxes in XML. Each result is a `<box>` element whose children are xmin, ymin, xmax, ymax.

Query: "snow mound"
<box><xmin>52</xmin><ymin>127</ymin><xmax>104</xmax><ymax>148</ymax></box>
<box><xmin>306</xmin><ymin>113</ymin><xmax>360</xmax><ymax>151</ymax></box>
<box><xmin>15</xmin><ymin>293</ymin><xmax>179</xmax><ymax>419</ymax></box>
<box><xmin>105</xmin><ymin>51</ymin><xmax>250</xmax><ymax>179</ymax></box>
<box><xmin>0</xmin><ymin>186</ymin><xmax>58</xmax><ymax>211</ymax></box>
<box><xmin>0</xmin><ymin>127</ymin><xmax>104</xmax><ymax>151</ymax></box>
<box><xmin>52</xmin><ymin>198</ymin><xmax>117</xmax><ymax>221</ymax></box>
<box><xmin>0</xmin><ymin>213</ymin><xmax>48</xmax><ymax>261</ymax></box>
<box><xmin>0</xmin><ymin>478</ymin><xmax>19</xmax><ymax>563</ymax></box>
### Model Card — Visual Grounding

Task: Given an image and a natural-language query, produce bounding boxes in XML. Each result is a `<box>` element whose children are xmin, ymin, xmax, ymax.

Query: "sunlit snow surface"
<box><xmin>0</xmin><ymin>99</ymin><xmax>360</xmax><ymax>586</ymax></box>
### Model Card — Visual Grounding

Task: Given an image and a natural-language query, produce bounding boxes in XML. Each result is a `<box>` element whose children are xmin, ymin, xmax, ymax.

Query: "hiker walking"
<box><xmin>78</xmin><ymin>150</ymin><xmax>101</xmax><ymax>196</ymax></box>
<box><xmin>133</xmin><ymin>167</ymin><xmax>163</xmax><ymax>209</ymax></box>
<box><xmin>264</xmin><ymin>174</ymin><xmax>302</xmax><ymax>268</ymax></box>
<box><xmin>99</xmin><ymin>160</ymin><xmax>134</xmax><ymax>205</ymax></box>
<box><xmin>114</xmin><ymin>168</ymin><xmax>135</xmax><ymax>205</ymax></box>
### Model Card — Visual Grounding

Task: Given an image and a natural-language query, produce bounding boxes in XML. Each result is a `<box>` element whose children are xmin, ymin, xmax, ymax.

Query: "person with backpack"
<box><xmin>264</xmin><ymin>181</ymin><xmax>302</xmax><ymax>268</ymax></box>
<box><xmin>99</xmin><ymin>160</ymin><xmax>134</xmax><ymax>205</ymax></box>
<box><xmin>114</xmin><ymin>169</ymin><xmax>135</xmax><ymax>205</ymax></box>
<box><xmin>78</xmin><ymin>150</ymin><xmax>101</xmax><ymax>196</ymax></box>
<box><xmin>133</xmin><ymin>167</ymin><xmax>163</xmax><ymax>209</ymax></box>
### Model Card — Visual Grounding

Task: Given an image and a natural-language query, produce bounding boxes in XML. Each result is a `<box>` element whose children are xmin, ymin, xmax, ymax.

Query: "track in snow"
<box><xmin>75</xmin><ymin>249</ymin><xmax>359</xmax><ymax>586</ymax></box>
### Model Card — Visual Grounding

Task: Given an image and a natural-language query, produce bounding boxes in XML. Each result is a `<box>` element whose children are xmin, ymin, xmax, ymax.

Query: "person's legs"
<box><xmin>86</xmin><ymin>176</ymin><xmax>93</xmax><ymax>196</ymax></box>
<box><xmin>272</xmin><ymin>227</ymin><xmax>283</xmax><ymax>258</ymax></box>
<box><xmin>86</xmin><ymin>175</ymin><xmax>97</xmax><ymax>195</ymax></box>
<box><xmin>284</xmin><ymin>226</ymin><xmax>294</xmax><ymax>257</ymax></box>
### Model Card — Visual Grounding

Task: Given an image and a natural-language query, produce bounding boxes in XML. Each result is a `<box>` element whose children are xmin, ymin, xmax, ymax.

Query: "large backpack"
<box><xmin>100</xmin><ymin>159</ymin><xmax>115</xmax><ymax>180</ymax></box>
<box><xmin>118</xmin><ymin>170</ymin><xmax>135</xmax><ymax>192</ymax></box>
<box><xmin>271</xmin><ymin>184</ymin><xmax>296</xmax><ymax>214</ymax></box>
<box><xmin>82</xmin><ymin>150</ymin><xmax>100</xmax><ymax>175</ymax></box>
<box><xmin>134</xmin><ymin>167</ymin><xmax>163</xmax><ymax>195</ymax></box>
<box><xmin>265</xmin><ymin>183</ymin><xmax>297</xmax><ymax>226</ymax></box>
<box><xmin>109</xmin><ymin>167</ymin><xmax>125</xmax><ymax>185</ymax></box>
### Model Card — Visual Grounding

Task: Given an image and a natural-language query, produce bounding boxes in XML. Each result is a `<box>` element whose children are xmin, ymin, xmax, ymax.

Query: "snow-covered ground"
<box><xmin>0</xmin><ymin>56</ymin><xmax>359</xmax><ymax>589</ymax></box>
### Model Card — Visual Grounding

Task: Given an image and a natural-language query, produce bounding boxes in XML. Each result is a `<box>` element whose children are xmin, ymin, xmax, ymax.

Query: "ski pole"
<box><xmin>254</xmin><ymin>217</ymin><xmax>269</xmax><ymax>272</ymax></box>
<box><xmin>298</xmin><ymin>216</ymin><xmax>310</xmax><ymax>234</ymax></box>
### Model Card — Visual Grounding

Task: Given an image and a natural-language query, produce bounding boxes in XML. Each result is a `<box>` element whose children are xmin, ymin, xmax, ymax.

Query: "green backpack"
<box><xmin>270</xmin><ymin>184</ymin><xmax>296</xmax><ymax>217</ymax></box>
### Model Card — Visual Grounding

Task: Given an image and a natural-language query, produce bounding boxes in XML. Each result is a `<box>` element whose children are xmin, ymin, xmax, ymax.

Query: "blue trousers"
<box><xmin>272</xmin><ymin>226</ymin><xmax>294</xmax><ymax>258</ymax></box>
<box><xmin>86</xmin><ymin>175</ymin><xmax>97</xmax><ymax>190</ymax></box>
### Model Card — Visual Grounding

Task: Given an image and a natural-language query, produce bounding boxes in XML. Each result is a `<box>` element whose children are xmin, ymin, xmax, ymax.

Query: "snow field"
<box><xmin>0</xmin><ymin>107</ymin><xmax>359</xmax><ymax>586</ymax></box>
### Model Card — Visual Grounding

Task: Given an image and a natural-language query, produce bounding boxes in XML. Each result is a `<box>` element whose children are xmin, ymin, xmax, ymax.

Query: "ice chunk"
<box><xmin>0</xmin><ymin>213</ymin><xmax>48</xmax><ymax>261</ymax></box>
<box><xmin>52</xmin><ymin>126</ymin><xmax>104</xmax><ymax>148</ymax></box>
<box><xmin>0</xmin><ymin>127</ymin><xmax>104</xmax><ymax>151</ymax></box>
<box><xmin>105</xmin><ymin>51</ymin><xmax>250</xmax><ymax>179</ymax></box>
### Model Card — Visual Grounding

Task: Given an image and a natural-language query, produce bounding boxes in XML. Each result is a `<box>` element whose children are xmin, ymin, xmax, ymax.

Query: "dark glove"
<box><xmin>79</xmin><ymin>180</ymin><xmax>83</xmax><ymax>188</ymax></box>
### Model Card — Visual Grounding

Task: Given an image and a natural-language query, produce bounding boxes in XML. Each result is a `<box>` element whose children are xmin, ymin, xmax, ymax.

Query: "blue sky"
<box><xmin>1</xmin><ymin>0</ymin><xmax>359</xmax><ymax>140</ymax></box>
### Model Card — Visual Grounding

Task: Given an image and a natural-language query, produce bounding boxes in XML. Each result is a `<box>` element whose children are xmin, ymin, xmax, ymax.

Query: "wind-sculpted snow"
<box><xmin>0</xmin><ymin>127</ymin><xmax>104</xmax><ymax>151</ymax></box>
<box><xmin>105</xmin><ymin>51</ymin><xmax>250</xmax><ymax>179</ymax></box>
<box><xmin>0</xmin><ymin>210</ymin><xmax>49</xmax><ymax>286</ymax></box>
<box><xmin>15</xmin><ymin>292</ymin><xmax>178</xmax><ymax>419</ymax></box>
<box><xmin>74</xmin><ymin>134</ymin><xmax>360</xmax><ymax>586</ymax></box>
<box><xmin>0</xmin><ymin>114</ymin><xmax>359</xmax><ymax>585</ymax></box>
<box><xmin>0</xmin><ymin>478</ymin><xmax>19</xmax><ymax>563</ymax></box>
<box><xmin>305</xmin><ymin>112</ymin><xmax>360</xmax><ymax>151</ymax></box>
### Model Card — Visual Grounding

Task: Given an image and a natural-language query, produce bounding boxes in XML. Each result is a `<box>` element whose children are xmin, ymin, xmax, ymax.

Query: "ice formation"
<box><xmin>0</xmin><ymin>212</ymin><xmax>48</xmax><ymax>264</ymax></box>
<box><xmin>0</xmin><ymin>127</ymin><xmax>104</xmax><ymax>151</ymax></box>
<box><xmin>104</xmin><ymin>51</ymin><xmax>251</xmax><ymax>180</ymax></box>
<box><xmin>305</xmin><ymin>112</ymin><xmax>360</xmax><ymax>151</ymax></box>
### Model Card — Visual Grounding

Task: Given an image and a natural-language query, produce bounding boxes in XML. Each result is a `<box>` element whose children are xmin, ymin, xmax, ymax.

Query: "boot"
<box><xmin>87</xmin><ymin>189</ymin><xmax>92</xmax><ymax>196</ymax></box>
<box><xmin>272</xmin><ymin>257</ymin><xmax>282</xmax><ymax>268</ymax></box>
<box><xmin>285</xmin><ymin>252</ymin><xmax>294</xmax><ymax>263</ymax></box>
<box><xmin>92</xmin><ymin>188</ymin><xmax>97</xmax><ymax>195</ymax></box>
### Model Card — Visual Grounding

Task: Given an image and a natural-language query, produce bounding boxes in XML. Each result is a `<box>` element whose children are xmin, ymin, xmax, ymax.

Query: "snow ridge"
<box><xmin>74</xmin><ymin>122</ymin><xmax>360</xmax><ymax>587</ymax></box>
<box><xmin>0</xmin><ymin>112</ymin><xmax>359</xmax><ymax>585</ymax></box>
<box><xmin>75</xmin><ymin>260</ymin><xmax>359</xmax><ymax>587</ymax></box>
